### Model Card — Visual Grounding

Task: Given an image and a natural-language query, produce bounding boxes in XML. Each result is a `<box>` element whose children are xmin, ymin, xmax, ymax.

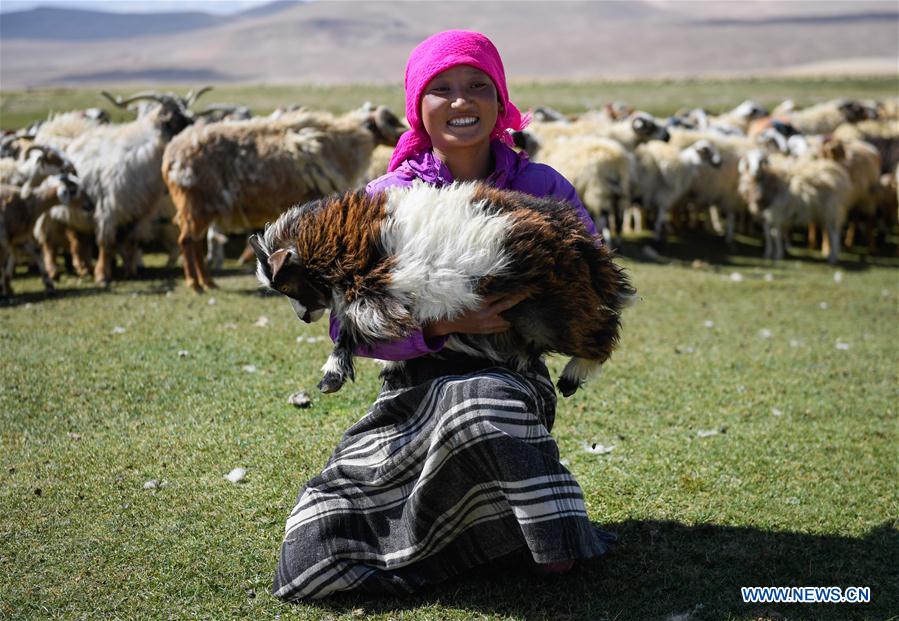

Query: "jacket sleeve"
<box><xmin>543</xmin><ymin>168</ymin><xmax>599</xmax><ymax>239</ymax></box>
<box><xmin>329</xmin><ymin>172</ymin><xmax>449</xmax><ymax>361</ymax></box>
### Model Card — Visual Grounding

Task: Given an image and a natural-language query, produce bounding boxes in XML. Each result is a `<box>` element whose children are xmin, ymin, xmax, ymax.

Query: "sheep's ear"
<box><xmin>248</xmin><ymin>234</ymin><xmax>272</xmax><ymax>279</ymax></box>
<box><xmin>268</xmin><ymin>248</ymin><xmax>292</xmax><ymax>281</ymax></box>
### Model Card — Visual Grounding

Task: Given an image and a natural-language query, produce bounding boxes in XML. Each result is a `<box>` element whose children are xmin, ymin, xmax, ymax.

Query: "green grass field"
<box><xmin>2</xmin><ymin>75</ymin><xmax>898</xmax><ymax>129</ymax></box>
<box><xmin>2</xmin><ymin>233</ymin><xmax>897</xmax><ymax>620</ymax></box>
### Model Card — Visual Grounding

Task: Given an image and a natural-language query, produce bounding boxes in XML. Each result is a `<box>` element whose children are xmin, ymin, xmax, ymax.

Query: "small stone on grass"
<box><xmin>112</xmin><ymin>326</ymin><xmax>126</xmax><ymax>334</ymax></box>
<box><xmin>729</xmin><ymin>272</ymin><xmax>743</xmax><ymax>282</ymax></box>
<box><xmin>242</xmin><ymin>365</ymin><xmax>258</xmax><ymax>373</ymax></box>
<box><xmin>254</xmin><ymin>316</ymin><xmax>270</xmax><ymax>328</ymax></box>
<box><xmin>178</xmin><ymin>350</ymin><xmax>190</xmax><ymax>357</ymax></box>
<box><xmin>143</xmin><ymin>479</ymin><xmax>158</xmax><ymax>490</ymax></box>
<box><xmin>225</xmin><ymin>468</ymin><xmax>246</xmax><ymax>483</ymax></box>
<box><xmin>582</xmin><ymin>442</ymin><xmax>615</xmax><ymax>455</ymax></box>
<box><xmin>287</xmin><ymin>391</ymin><xmax>312</xmax><ymax>408</ymax></box>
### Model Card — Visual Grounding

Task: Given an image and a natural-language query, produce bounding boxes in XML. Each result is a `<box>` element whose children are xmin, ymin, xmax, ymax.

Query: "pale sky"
<box><xmin>0</xmin><ymin>0</ymin><xmax>276</xmax><ymax>14</ymax></box>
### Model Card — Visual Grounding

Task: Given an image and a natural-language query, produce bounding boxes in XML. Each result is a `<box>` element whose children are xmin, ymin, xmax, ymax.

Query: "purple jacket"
<box><xmin>329</xmin><ymin>140</ymin><xmax>597</xmax><ymax>361</ymax></box>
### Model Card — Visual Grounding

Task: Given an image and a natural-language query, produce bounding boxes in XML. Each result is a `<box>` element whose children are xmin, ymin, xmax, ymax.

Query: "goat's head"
<box><xmin>21</xmin><ymin>145</ymin><xmax>77</xmax><ymax>186</ymax></box>
<box><xmin>101</xmin><ymin>90</ymin><xmax>195</xmax><ymax>137</ymax></box>
<box><xmin>739</xmin><ymin>148</ymin><xmax>768</xmax><ymax>178</ymax></box>
<box><xmin>631</xmin><ymin>112</ymin><xmax>670</xmax><ymax>143</ymax></box>
<box><xmin>52</xmin><ymin>173</ymin><xmax>85</xmax><ymax>206</ymax></box>
<box><xmin>248</xmin><ymin>230</ymin><xmax>330</xmax><ymax>324</ymax></box>
<box><xmin>361</xmin><ymin>105</ymin><xmax>407</xmax><ymax>147</ymax></box>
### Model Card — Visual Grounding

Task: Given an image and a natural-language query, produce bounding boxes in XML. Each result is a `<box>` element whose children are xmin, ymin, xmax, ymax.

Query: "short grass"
<box><xmin>2</xmin><ymin>75</ymin><xmax>898</xmax><ymax>129</ymax></box>
<box><xmin>1</xmin><ymin>235</ymin><xmax>897</xmax><ymax>620</ymax></box>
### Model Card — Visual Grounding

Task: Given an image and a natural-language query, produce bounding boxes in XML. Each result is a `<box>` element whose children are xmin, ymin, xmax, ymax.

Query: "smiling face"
<box><xmin>420</xmin><ymin>65</ymin><xmax>502</xmax><ymax>154</ymax></box>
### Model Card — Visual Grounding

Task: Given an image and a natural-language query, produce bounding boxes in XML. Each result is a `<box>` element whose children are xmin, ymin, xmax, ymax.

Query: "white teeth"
<box><xmin>448</xmin><ymin>117</ymin><xmax>478</xmax><ymax>127</ymax></box>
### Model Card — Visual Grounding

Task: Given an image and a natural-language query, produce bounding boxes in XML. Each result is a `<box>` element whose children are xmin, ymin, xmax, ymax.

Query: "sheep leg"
<box><xmin>807</xmin><ymin>223</ymin><xmax>818</xmax><ymax>250</ymax></box>
<box><xmin>826</xmin><ymin>225</ymin><xmax>840</xmax><ymax>265</ymax></box>
<box><xmin>762</xmin><ymin>220</ymin><xmax>774</xmax><ymax>260</ymax></box>
<box><xmin>557</xmin><ymin>357</ymin><xmax>601</xmax><ymax>398</ymax></box>
<box><xmin>725</xmin><ymin>210</ymin><xmax>736</xmax><ymax>249</ymax></box>
<box><xmin>844</xmin><ymin>220</ymin><xmax>857</xmax><ymax>249</ymax></box>
<box><xmin>709</xmin><ymin>205</ymin><xmax>725</xmax><ymax>236</ymax></box>
<box><xmin>318</xmin><ymin>326</ymin><xmax>356</xmax><ymax>394</ymax></box>
<box><xmin>22</xmin><ymin>241</ymin><xmax>55</xmax><ymax>293</ymax></box>
<box><xmin>0</xmin><ymin>244</ymin><xmax>12</xmax><ymax>299</ymax></box>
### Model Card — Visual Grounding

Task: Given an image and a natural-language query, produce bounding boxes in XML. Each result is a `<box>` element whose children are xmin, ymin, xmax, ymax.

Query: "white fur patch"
<box><xmin>320</xmin><ymin>353</ymin><xmax>342</xmax><ymax>376</ymax></box>
<box><xmin>380</xmin><ymin>182</ymin><xmax>512</xmax><ymax>324</ymax></box>
<box><xmin>561</xmin><ymin>356</ymin><xmax>602</xmax><ymax>384</ymax></box>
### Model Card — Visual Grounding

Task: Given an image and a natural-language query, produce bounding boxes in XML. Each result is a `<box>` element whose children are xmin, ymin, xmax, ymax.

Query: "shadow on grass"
<box><xmin>315</xmin><ymin>519</ymin><xmax>898</xmax><ymax>621</ymax></box>
<box><xmin>614</xmin><ymin>230</ymin><xmax>899</xmax><ymax>271</ymax></box>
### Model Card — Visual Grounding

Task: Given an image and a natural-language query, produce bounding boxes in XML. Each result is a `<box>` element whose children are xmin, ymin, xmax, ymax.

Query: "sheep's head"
<box><xmin>630</xmin><ymin>112</ymin><xmax>670</xmax><ymax>143</ymax></box>
<box><xmin>361</xmin><ymin>105</ymin><xmax>406</xmax><ymax>147</ymax></box>
<box><xmin>510</xmin><ymin>130</ymin><xmax>540</xmax><ymax>158</ymax></box>
<box><xmin>821</xmin><ymin>139</ymin><xmax>847</xmax><ymax>163</ymax></box>
<box><xmin>838</xmin><ymin>99</ymin><xmax>874</xmax><ymax>123</ymax></box>
<box><xmin>248</xmin><ymin>233</ymin><xmax>330</xmax><ymax>324</ymax></box>
<box><xmin>684</xmin><ymin>139</ymin><xmax>722</xmax><ymax>168</ymax></box>
<box><xmin>731</xmin><ymin>100</ymin><xmax>769</xmax><ymax>121</ymax></box>
<box><xmin>739</xmin><ymin>149</ymin><xmax>768</xmax><ymax>178</ymax></box>
<box><xmin>53</xmin><ymin>173</ymin><xmax>84</xmax><ymax>206</ymax></box>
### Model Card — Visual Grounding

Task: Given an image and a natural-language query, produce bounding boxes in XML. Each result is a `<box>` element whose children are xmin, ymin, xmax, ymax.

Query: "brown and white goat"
<box><xmin>249</xmin><ymin>182</ymin><xmax>634</xmax><ymax>397</ymax></box>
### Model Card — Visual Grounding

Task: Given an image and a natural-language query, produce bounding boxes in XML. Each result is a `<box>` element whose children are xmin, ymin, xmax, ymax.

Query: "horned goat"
<box><xmin>64</xmin><ymin>91</ymin><xmax>196</xmax><ymax>285</ymax></box>
<box><xmin>249</xmin><ymin>182</ymin><xmax>634</xmax><ymax>397</ymax></box>
<box><xmin>162</xmin><ymin>105</ymin><xmax>406</xmax><ymax>291</ymax></box>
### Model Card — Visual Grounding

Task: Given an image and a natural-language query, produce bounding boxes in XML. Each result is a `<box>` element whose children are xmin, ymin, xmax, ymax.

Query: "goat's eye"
<box><xmin>280</xmin><ymin>285</ymin><xmax>290</xmax><ymax>294</ymax></box>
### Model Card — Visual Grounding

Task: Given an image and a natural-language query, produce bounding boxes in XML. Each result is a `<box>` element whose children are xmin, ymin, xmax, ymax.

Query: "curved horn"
<box><xmin>185</xmin><ymin>86</ymin><xmax>213</xmax><ymax>106</ymax></box>
<box><xmin>25</xmin><ymin>144</ymin><xmax>50</xmax><ymax>158</ymax></box>
<box><xmin>101</xmin><ymin>90</ymin><xmax>169</xmax><ymax>108</ymax></box>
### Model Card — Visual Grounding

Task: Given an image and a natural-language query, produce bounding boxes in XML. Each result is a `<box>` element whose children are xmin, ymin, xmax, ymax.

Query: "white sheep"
<box><xmin>738</xmin><ymin>149</ymin><xmax>851</xmax><ymax>264</ymax></box>
<box><xmin>631</xmin><ymin>139</ymin><xmax>723</xmax><ymax>240</ymax></box>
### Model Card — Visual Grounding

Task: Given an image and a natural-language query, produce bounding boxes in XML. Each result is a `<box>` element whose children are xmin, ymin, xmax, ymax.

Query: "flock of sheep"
<box><xmin>1</xmin><ymin>88</ymin><xmax>897</xmax><ymax>300</ymax></box>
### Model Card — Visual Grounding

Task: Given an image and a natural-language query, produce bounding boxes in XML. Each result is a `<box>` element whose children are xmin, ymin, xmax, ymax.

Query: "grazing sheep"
<box><xmin>631</xmin><ymin>139</ymin><xmax>723</xmax><ymax>240</ymax></box>
<box><xmin>832</xmin><ymin>119</ymin><xmax>899</xmax><ymax>174</ymax></box>
<box><xmin>517</xmin><ymin>112</ymin><xmax>670</xmax><ymax>155</ymax></box>
<box><xmin>751</xmin><ymin>98</ymin><xmax>877</xmax><ymax>137</ymax></box>
<box><xmin>65</xmin><ymin>91</ymin><xmax>195</xmax><ymax>285</ymax></box>
<box><xmin>529</xmin><ymin>135</ymin><xmax>631</xmax><ymax>242</ymax></box>
<box><xmin>249</xmin><ymin>181</ymin><xmax>634</xmax><ymax>396</ymax></box>
<box><xmin>820</xmin><ymin>139</ymin><xmax>882</xmax><ymax>252</ymax></box>
<box><xmin>738</xmin><ymin>149</ymin><xmax>851</xmax><ymax>264</ymax></box>
<box><xmin>163</xmin><ymin>105</ymin><xmax>406</xmax><ymax>291</ymax></box>
<box><xmin>1</xmin><ymin>174</ymin><xmax>83</xmax><ymax>297</ymax></box>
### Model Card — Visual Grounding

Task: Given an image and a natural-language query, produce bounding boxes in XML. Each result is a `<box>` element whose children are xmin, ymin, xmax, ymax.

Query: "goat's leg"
<box><xmin>178</xmin><ymin>228</ymin><xmax>202</xmax><ymax>292</ymax></box>
<box><xmin>39</xmin><ymin>239</ymin><xmax>60</xmax><ymax>282</ymax></box>
<box><xmin>194</xmin><ymin>238</ymin><xmax>217</xmax><ymax>290</ymax></box>
<box><xmin>66</xmin><ymin>230</ymin><xmax>92</xmax><ymax>278</ymax></box>
<box><xmin>94</xmin><ymin>242</ymin><xmax>114</xmax><ymax>286</ymax></box>
<box><xmin>22</xmin><ymin>241</ymin><xmax>55</xmax><ymax>292</ymax></box>
<box><xmin>807</xmin><ymin>222</ymin><xmax>818</xmax><ymax>250</ymax></box>
<box><xmin>318</xmin><ymin>327</ymin><xmax>356</xmax><ymax>394</ymax></box>
<box><xmin>557</xmin><ymin>357</ymin><xmax>601</xmax><ymax>398</ymax></box>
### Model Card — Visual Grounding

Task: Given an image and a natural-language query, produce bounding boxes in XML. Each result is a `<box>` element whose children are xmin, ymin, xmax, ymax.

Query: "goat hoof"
<box><xmin>556</xmin><ymin>377</ymin><xmax>581</xmax><ymax>398</ymax></box>
<box><xmin>318</xmin><ymin>374</ymin><xmax>345</xmax><ymax>394</ymax></box>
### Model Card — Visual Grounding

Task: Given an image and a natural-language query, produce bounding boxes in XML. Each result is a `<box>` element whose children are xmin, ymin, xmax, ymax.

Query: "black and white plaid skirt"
<box><xmin>272</xmin><ymin>352</ymin><xmax>613</xmax><ymax>601</ymax></box>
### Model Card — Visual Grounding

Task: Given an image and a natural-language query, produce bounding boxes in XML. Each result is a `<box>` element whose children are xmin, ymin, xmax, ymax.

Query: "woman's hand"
<box><xmin>423</xmin><ymin>292</ymin><xmax>528</xmax><ymax>339</ymax></box>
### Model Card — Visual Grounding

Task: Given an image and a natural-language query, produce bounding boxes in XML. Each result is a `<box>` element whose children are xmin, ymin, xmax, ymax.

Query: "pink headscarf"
<box><xmin>388</xmin><ymin>30</ymin><xmax>530</xmax><ymax>172</ymax></box>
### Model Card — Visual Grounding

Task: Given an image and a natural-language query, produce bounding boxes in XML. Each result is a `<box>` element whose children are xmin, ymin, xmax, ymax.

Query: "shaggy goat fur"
<box><xmin>163</xmin><ymin>105</ymin><xmax>405</xmax><ymax>291</ymax></box>
<box><xmin>250</xmin><ymin>182</ymin><xmax>633</xmax><ymax>397</ymax></box>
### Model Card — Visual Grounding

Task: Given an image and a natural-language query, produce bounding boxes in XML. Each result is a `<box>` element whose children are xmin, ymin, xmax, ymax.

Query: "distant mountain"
<box><xmin>0</xmin><ymin>1</ymin><xmax>299</xmax><ymax>41</ymax></box>
<box><xmin>1</xmin><ymin>0</ymin><xmax>896</xmax><ymax>88</ymax></box>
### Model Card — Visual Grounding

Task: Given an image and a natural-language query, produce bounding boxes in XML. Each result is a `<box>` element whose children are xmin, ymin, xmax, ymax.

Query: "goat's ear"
<box><xmin>268</xmin><ymin>248</ymin><xmax>292</xmax><ymax>281</ymax></box>
<box><xmin>248</xmin><ymin>234</ymin><xmax>272</xmax><ymax>279</ymax></box>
